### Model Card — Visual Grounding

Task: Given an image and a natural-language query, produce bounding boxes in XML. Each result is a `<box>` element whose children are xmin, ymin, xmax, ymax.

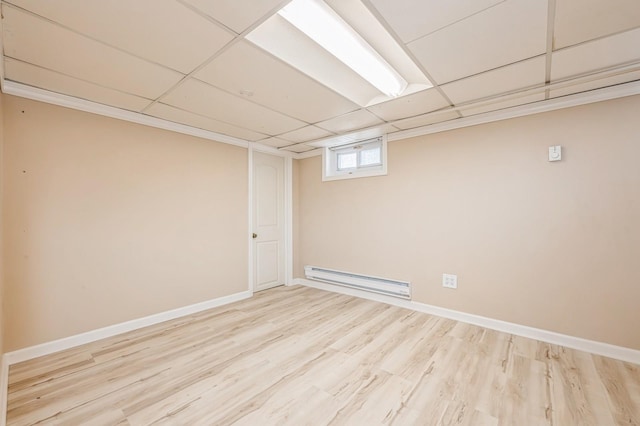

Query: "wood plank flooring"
<box><xmin>6</xmin><ymin>285</ymin><xmax>640</xmax><ymax>425</ymax></box>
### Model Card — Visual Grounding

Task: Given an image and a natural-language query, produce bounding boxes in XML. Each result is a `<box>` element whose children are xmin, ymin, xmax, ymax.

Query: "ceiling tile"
<box><xmin>145</xmin><ymin>103</ymin><xmax>268</xmax><ymax>141</ymax></box>
<box><xmin>277</xmin><ymin>126</ymin><xmax>334</xmax><ymax>143</ymax></box>
<box><xmin>311</xmin><ymin>124</ymin><xmax>399</xmax><ymax>148</ymax></box>
<box><xmin>369</xmin><ymin>0</ymin><xmax>504</xmax><ymax>43</ymax></box>
<box><xmin>182</xmin><ymin>0</ymin><xmax>284</xmax><ymax>33</ymax></box>
<box><xmin>551</xmin><ymin>28</ymin><xmax>640</xmax><ymax>81</ymax></box>
<box><xmin>385</xmin><ymin>126</ymin><xmax>402</xmax><ymax>135</ymax></box>
<box><xmin>308</xmin><ymin>134</ymin><xmax>360</xmax><ymax>147</ymax></box>
<box><xmin>549</xmin><ymin>71</ymin><xmax>640</xmax><ymax>98</ymax></box>
<box><xmin>408</xmin><ymin>0</ymin><xmax>547</xmax><ymax>84</ymax></box>
<box><xmin>2</xmin><ymin>5</ymin><xmax>183</xmax><ymax>99</ymax></box>
<box><xmin>4</xmin><ymin>58</ymin><xmax>152</xmax><ymax>112</ymax></box>
<box><xmin>161</xmin><ymin>78</ymin><xmax>305</xmax><ymax>135</ymax></box>
<box><xmin>366</xmin><ymin>88</ymin><xmax>450</xmax><ymax>121</ymax></box>
<box><xmin>370</xmin><ymin>123</ymin><xmax>402</xmax><ymax>135</ymax></box>
<box><xmin>392</xmin><ymin>110</ymin><xmax>460</xmax><ymax>130</ymax></box>
<box><xmin>460</xmin><ymin>93</ymin><xmax>545</xmax><ymax>117</ymax></box>
<box><xmin>256</xmin><ymin>137</ymin><xmax>292</xmax><ymax>148</ymax></box>
<box><xmin>441</xmin><ymin>56</ymin><xmax>546</xmax><ymax>104</ymax></box>
<box><xmin>282</xmin><ymin>144</ymin><xmax>318</xmax><ymax>154</ymax></box>
<box><xmin>195</xmin><ymin>41</ymin><xmax>358</xmax><ymax>123</ymax></box>
<box><xmin>554</xmin><ymin>0</ymin><xmax>640</xmax><ymax>49</ymax></box>
<box><xmin>4</xmin><ymin>0</ymin><xmax>233</xmax><ymax>74</ymax></box>
<box><xmin>315</xmin><ymin>110</ymin><xmax>384</xmax><ymax>134</ymax></box>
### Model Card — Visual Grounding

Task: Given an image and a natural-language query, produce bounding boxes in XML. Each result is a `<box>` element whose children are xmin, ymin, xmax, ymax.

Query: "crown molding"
<box><xmin>1</xmin><ymin>80</ymin><xmax>250</xmax><ymax>148</ymax></box>
<box><xmin>250</xmin><ymin>142</ymin><xmax>296</xmax><ymax>157</ymax></box>
<box><xmin>292</xmin><ymin>148</ymin><xmax>322</xmax><ymax>159</ymax></box>
<box><xmin>387</xmin><ymin>80</ymin><xmax>640</xmax><ymax>143</ymax></box>
<box><xmin>3</xmin><ymin>79</ymin><xmax>640</xmax><ymax>161</ymax></box>
<box><xmin>292</xmin><ymin>80</ymin><xmax>640</xmax><ymax>160</ymax></box>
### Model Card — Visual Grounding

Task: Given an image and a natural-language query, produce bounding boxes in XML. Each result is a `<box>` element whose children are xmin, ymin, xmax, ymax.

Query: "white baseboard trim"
<box><xmin>293</xmin><ymin>278</ymin><xmax>640</xmax><ymax>365</ymax></box>
<box><xmin>4</xmin><ymin>290</ymin><xmax>252</xmax><ymax>366</ymax></box>
<box><xmin>0</xmin><ymin>355</ymin><xmax>8</xmax><ymax>426</ymax></box>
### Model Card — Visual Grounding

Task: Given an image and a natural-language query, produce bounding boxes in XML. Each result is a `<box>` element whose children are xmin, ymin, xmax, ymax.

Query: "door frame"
<box><xmin>248</xmin><ymin>144</ymin><xmax>293</xmax><ymax>294</ymax></box>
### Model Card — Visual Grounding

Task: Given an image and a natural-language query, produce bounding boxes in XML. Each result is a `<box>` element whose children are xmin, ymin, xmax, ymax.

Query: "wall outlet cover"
<box><xmin>443</xmin><ymin>273</ymin><xmax>458</xmax><ymax>289</ymax></box>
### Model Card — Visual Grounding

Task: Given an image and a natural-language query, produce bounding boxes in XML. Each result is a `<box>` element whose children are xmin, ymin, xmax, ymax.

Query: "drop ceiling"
<box><xmin>1</xmin><ymin>0</ymin><xmax>640</xmax><ymax>154</ymax></box>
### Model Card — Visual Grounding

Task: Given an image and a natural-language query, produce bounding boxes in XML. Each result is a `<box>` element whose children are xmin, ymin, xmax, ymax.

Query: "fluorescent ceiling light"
<box><xmin>278</xmin><ymin>0</ymin><xmax>408</xmax><ymax>97</ymax></box>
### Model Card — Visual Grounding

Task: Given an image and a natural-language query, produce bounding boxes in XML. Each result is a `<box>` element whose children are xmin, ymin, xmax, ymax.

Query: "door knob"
<box><xmin>252</xmin><ymin>233</ymin><xmax>257</xmax><ymax>239</ymax></box>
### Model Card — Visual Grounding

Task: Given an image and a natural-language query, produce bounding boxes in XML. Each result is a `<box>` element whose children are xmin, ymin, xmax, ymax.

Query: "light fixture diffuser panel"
<box><xmin>247</xmin><ymin>0</ymin><xmax>430</xmax><ymax>106</ymax></box>
<box><xmin>278</xmin><ymin>0</ymin><xmax>407</xmax><ymax>97</ymax></box>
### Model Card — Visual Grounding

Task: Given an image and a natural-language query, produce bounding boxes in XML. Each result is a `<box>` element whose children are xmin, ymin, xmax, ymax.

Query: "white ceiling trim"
<box><xmin>2</xmin><ymin>78</ymin><xmax>640</xmax><ymax>160</ymax></box>
<box><xmin>2</xmin><ymin>80</ymin><xmax>249</xmax><ymax>148</ymax></box>
<box><xmin>388</xmin><ymin>80</ymin><xmax>640</xmax><ymax>142</ymax></box>
<box><xmin>295</xmin><ymin>148</ymin><xmax>322</xmax><ymax>159</ymax></box>
<box><xmin>298</xmin><ymin>79</ymin><xmax>640</xmax><ymax>158</ymax></box>
<box><xmin>250</xmin><ymin>141</ymin><xmax>295</xmax><ymax>157</ymax></box>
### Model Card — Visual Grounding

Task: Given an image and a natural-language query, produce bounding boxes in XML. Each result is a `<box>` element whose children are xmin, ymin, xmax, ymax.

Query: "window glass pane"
<box><xmin>359</xmin><ymin>147</ymin><xmax>381</xmax><ymax>166</ymax></box>
<box><xmin>337</xmin><ymin>152</ymin><xmax>357</xmax><ymax>170</ymax></box>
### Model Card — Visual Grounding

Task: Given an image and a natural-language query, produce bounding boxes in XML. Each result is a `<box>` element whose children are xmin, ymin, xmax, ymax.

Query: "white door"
<box><xmin>252</xmin><ymin>151</ymin><xmax>285</xmax><ymax>292</ymax></box>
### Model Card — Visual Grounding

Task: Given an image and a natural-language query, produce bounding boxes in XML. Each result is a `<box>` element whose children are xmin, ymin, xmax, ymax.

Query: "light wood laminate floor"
<box><xmin>7</xmin><ymin>285</ymin><xmax>640</xmax><ymax>425</ymax></box>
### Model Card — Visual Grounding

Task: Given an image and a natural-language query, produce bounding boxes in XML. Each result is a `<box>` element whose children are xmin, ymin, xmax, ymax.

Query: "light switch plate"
<box><xmin>549</xmin><ymin>145</ymin><xmax>562</xmax><ymax>162</ymax></box>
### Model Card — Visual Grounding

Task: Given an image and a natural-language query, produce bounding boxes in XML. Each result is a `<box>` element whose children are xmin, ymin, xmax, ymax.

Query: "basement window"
<box><xmin>323</xmin><ymin>136</ymin><xmax>387</xmax><ymax>181</ymax></box>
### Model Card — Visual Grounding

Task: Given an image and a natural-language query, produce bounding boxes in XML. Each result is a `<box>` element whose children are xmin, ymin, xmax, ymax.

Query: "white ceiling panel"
<box><xmin>315</xmin><ymin>110</ymin><xmax>385</xmax><ymax>133</ymax></box>
<box><xmin>554</xmin><ymin>0</ymin><xmax>640</xmax><ymax>49</ymax></box>
<box><xmin>308</xmin><ymin>134</ymin><xmax>360</xmax><ymax>147</ymax></box>
<box><xmin>408</xmin><ymin>0</ymin><xmax>547</xmax><ymax>84</ymax></box>
<box><xmin>460</xmin><ymin>93</ymin><xmax>545</xmax><ymax>117</ymax></box>
<box><xmin>4</xmin><ymin>58</ymin><xmax>152</xmax><ymax>112</ymax></box>
<box><xmin>2</xmin><ymin>5</ymin><xmax>183</xmax><ymax>99</ymax></box>
<box><xmin>182</xmin><ymin>0</ymin><xmax>285</xmax><ymax>34</ymax></box>
<box><xmin>369</xmin><ymin>0</ymin><xmax>504</xmax><ymax>43</ymax></box>
<box><xmin>196</xmin><ymin>41</ymin><xmax>358</xmax><ymax>123</ymax></box>
<box><xmin>392</xmin><ymin>110</ymin><xmax>460</xmax><ymax>130</ymax></box>
<box><xmin>283</xmin><ymin>144</ymin><xmax>319</xmax><ymax>154</ymax></box>
<box><xmin>366</xmin><ymin>88</ymin><xmax>450</xmax><ymax>121</ymax></box>
<box><xmin>161</xmin><ymin>78</ymin><xmax>305</xmax><ymax>135</ymax></box>
<box><xmin>551</xmin><ymin>28</ymin><xmax>640</xmax><ymax>81</ymax></box>
<box><xmin>277</xmin><ymin>125</ymin><xmax>334</xmax><ymax>143</ymax></box>
<box><xmin>3</xmin><ymin>0</ymin><xmax>233</xmax><ymax>74</ymax></box>
<box><xmin>146</xmin><ymin>103</ymin><xmax>268</xmax><ymax>141</ymax></box>
<box><xmin>256</xmin><ymin>137</ymin><xmax>293</xmax><ymax>148</ymax></box>
<box><xmin>549</xmin><ymin>70</ymin><xmax>640</xmax><ymax>99</ymax></box>
<box><xmin>369</xmin><ymin>123</ymin><xmax>401</xmax><ymax>135</ymax></box>
<box><xmin>441</xmin><ymin>56</ymin><xmax>546</xmax><ymax>104</ymax></box>
<box><xmin>309</xmin><ymin>123</ymin><xmax>399</xmax><ymax>147</ymax></box>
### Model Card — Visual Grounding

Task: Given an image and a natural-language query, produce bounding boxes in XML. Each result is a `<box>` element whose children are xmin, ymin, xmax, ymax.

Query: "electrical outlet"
<box><xmin>442</xmin><ymin>273</ymin><xmax>457</xmax><ymax>289</ymax></box>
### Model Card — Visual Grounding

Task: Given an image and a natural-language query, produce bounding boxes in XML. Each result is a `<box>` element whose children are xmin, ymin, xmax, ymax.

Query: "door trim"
<box><xmin>248</xmin><ymin>144</ymin><xmax>293</xmax><ymax>294</ymax></box>
<box><xmin>284</xmin><ymin>155</ymin><xmax>293</xmax><ymax>286</ymax></box>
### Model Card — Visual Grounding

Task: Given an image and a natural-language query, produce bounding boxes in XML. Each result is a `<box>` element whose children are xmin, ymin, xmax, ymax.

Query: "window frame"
<box><xmin>322</xmin><ymin>136</ymin><xmax>388</xmax><ymax>181</ymax></box>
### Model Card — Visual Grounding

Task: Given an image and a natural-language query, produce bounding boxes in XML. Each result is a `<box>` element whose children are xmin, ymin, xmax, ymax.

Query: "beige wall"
<box><xmin>3</xmin><ymin>96</ymin><xmax>248</xmax><ymax>351</ymax></box>
<box><xmin>297</xmin><ymin>95</ymin><xmax>640</xmax><ymax>350</ymax></box>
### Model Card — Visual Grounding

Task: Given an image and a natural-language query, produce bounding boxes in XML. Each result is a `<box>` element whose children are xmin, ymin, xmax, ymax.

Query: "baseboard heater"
<box><xmin>304</xmin><ymin>266</ymin><xmax>411</xmax><ymax>299</ymax></box>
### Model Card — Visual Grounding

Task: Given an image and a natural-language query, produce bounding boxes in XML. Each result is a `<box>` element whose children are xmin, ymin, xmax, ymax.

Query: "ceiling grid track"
<box><xmin>545</xmin><ymin>0</ymin><xmax>558</xmax><ymax>100</ymax></box>
<box><xmin>140</xmin><ymin>0</ymin><xmax>294</xmax><ymax>115</ymax></box>
<box><xmin>0</xmin><ymin>0</ymin><xmax>639</xmax><ymax>153</ymax></box>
